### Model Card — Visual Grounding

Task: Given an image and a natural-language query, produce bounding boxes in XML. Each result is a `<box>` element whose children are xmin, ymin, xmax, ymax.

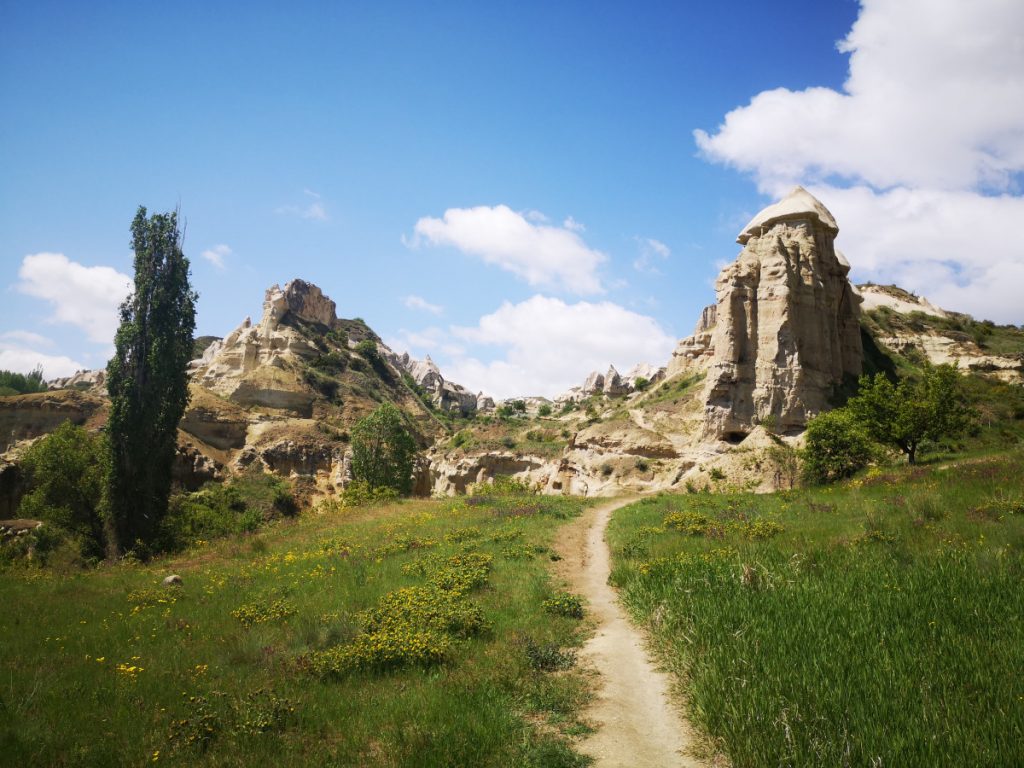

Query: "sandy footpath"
<box><xmin>553</xmin><ymin>498</ymin><xmax>709</xmax><ymax>768</ymax></box>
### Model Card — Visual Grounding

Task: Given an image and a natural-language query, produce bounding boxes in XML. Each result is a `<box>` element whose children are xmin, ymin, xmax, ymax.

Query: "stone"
<box><xmin>702</xmin><ymin>186</ymin><xmax>863</xmax><ymax>439</ymax></box>
<box><xmin>162</xmin><ymin>574</ymin><xmax>183</xmax><ymax>586</ymax></box>
<box><xmin>602</xmin><ymin>366</ymin><xmax>628</xmax><ymax>397</ymax></box>
<box><xmin>582</xmin><ymin>371</ymin><xmax>605</xmax><ymax>395</ymax></box>
<box><xmin>667</xmin><ymin>304</ymin><xmax>718</xmax><ymax>378</ymax></box>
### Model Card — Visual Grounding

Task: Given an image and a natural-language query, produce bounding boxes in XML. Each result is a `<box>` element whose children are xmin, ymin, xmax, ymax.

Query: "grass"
<box><xmin>608</xmin><ymin>450</ymin><xmax>1024</xmax><ymax>767</ymax></box>
<box><xmin>0</xmin><ymin>492</ymin><xmax>594</xmax><ymax>767</ymax></box>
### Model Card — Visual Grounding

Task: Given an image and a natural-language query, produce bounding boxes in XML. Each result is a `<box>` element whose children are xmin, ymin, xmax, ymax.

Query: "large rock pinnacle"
<box><xmin>703</xmin><ymin>186</ymin><xmax>863</xmax><ymax>439</ymax></box>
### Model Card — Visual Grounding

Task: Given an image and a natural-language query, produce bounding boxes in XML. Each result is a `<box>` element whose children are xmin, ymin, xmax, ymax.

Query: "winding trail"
<box><xmin>555</xmin><ymin>497</ymin><xmax>708</xmax><ymax>768</ymax></box>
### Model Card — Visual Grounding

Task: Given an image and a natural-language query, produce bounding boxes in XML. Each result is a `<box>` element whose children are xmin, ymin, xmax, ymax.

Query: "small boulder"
<box><xmin>162</xmin><ymin>574</ymin><xmax>183</xmax><ymax>587</ymax></box>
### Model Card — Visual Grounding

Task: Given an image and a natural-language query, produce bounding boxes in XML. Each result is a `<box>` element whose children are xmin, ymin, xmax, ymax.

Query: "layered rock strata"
<box><xmin>702</xmin><ymin>186</ymin><xmax>863</xmax><ymax>439</ymax></box>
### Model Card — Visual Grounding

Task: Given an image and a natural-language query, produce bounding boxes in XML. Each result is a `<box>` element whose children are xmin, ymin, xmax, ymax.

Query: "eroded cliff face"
<box><xmin>702</xmin><ymin>187</ymin><xmax>863</xmax><ymax>439</ymax></box>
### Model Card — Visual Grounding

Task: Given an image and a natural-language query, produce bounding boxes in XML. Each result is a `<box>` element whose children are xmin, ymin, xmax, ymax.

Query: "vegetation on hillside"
<box><xmin>350</xmin><ymin>402</ymin><xmax>418</xmax><ymax>495</ymax></box>
<box><xmin>609</xmin><ymin>453</ymin><xmax>1024</xmax><ymax>766</ymax></box>
<box><xmin>0</xmin><ymin>366</ymin><xmax>47</xmax><ymax>396</ymax></box>
<box><xmin>0</xmin><ymin>489</ymin><xmax>594</xmax><ymax>767</ymax></box>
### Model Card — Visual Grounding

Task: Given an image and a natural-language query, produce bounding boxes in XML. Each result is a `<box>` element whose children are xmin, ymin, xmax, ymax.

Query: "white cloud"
<box><xmin>695</xmin><ymin>0</ymin><xmax>1024</xmax><ymax>323</ymax></box>
<box><xmin>409</xmin><ymin>205</ymin><xmax>607</xmax><ymax>295</ymax></box>
<box><xmin>16</xmin><ymin>253</ymin><xmax>131</xmax><ymax>344</ymax></box>
<box><xmin>0</xmin><ymin>346</ymin><xmax>85</xmax><ymax>379</ymax></box>
<box><xmin>403</xmin><ymin>295</ymin><xmax>443</xmax><ymax>315</ymax></box>
<box><xmin>200</xmin><ymin>244</ymin><xmax>231</xmax><ymax>270</ymax></box>
<box><xmin>276</xmin><ymin>189</ymin><xmax>329</xmax><ymax>221</ymax></box>
<box><xmin>633</xmin><ymin>237</ymin><xmax>671</xmax><ymax>274</ymax></box>
<box><xmin>1</xmin><ymin>330</ymin><xmax>53</xmax><ymax>348</ymax></box>
<box><xmin>563</xmin><ymin>215</ymin><xmax>585</xmax><ymax>232</ymax></box>
<box><xmin>437</xmin><ymin>295</ymin><xmax>675</xmax><ymax>399</ymax></box>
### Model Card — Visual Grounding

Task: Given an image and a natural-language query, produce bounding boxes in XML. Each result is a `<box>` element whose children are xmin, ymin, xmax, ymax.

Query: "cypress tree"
<box><xmin>106</xmin><ymin>207</ymin><xmax>197</xmax><ymax>556</ymax></box>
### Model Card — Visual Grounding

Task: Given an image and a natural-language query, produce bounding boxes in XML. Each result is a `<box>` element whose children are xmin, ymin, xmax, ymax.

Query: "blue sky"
<box><xmin>2</xmin><ymin>1</ymin><xmax>1022</xmax><ymax>397</ymax></box>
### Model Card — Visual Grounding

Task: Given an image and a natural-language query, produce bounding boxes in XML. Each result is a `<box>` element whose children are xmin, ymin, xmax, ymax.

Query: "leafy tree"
<box><xmin>848</xmin><ymin>363</ymin><xmax>972</xmax><ymax>464</ymax></box>
<box><xmin>801</xmin><ymin>409</ymin><xmax>875</xmax><ymax>484</ymax></box>
<box><xmin>18</xmin><ymin>421</ymin><xmax>108</xmax><ymax>559</ymax></box>
<box><xmin>350</xmin><ymin>402</ymin><xmax>417</xmax><ymax>494</ymax></box>
<box><xmin>106</xmin><ymin>207</ymin><xmax>197</xmax><ymax>556</ymax></box>
<box><xmin>0</xmin><ymin>366</ymin><xmax>47</xmax><ymax>396</ymax></box>
<box><xmin>537</xmin><ymin>404</ymin><xmax>553</xmax><ymax>417</ymax></box>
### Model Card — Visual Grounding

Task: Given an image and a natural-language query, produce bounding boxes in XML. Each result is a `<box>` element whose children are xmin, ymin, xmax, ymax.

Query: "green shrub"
<box><xmin>0</xmin><ymin>366</ymin><xmax>47</xmax><ymax>395</ymax></box>
<box><xmin>18</xmin><ymin>421</ymin><xmax>108</xmax><ymax>559</ymax></box>
<box><xmin>524</xmin><ymin>638</ymin><xmax>576</xmax><ymax>671</ymax></box>
<box><xmin>802</xmin><ymin>409</ymin><xmax>876</xmax><ymax>484</ymax></box>
<box><xmin>310</xmin><ymin>351</ymin><xmax>347</xmax><ymax>375</ymax></box>
<box><xmin>633</xmin><ymin>376</ymin><xmax>650</xmax><ymax>391</ymax></box>
<box><xmin>538</xmin><ymin>404</ymin><xmax>553</xmax><ymax>417</ymax></box>
<box><xmin>542</xmin><ymin>592</ymin><xmax>584</xmax><ymax>619</ymax></box>
<box><xmin>350</xmin><ymin>403</ymin><xmax>417</xmax><ymax>494</ymax></box>
<box><xmin>337</xmin><ymin>480</ymin><xmax>400</xmax><ymax>507</ymax></box>
<box><xmin>161</xmin><ymin>471</ymin><xmax>296</xmax><ymax>549</ymax></box>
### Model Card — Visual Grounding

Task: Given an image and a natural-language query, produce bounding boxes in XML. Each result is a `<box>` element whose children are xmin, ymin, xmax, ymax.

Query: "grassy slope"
<box><xmin>608</xmin><ymin>452</ymin><xmax>1024</xmax><ymax>767</ymax></box>
<box><xmin>0</xmin><ymin>494</ymin><xmax>594</xmax><ymax>767</ymax></box>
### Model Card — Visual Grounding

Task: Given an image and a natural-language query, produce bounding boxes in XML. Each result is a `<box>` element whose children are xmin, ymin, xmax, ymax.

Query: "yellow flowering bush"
<box><xmin>232</xmin><ymin>598</ymin><xmax>297</xmax><ymax>627</ymax></box>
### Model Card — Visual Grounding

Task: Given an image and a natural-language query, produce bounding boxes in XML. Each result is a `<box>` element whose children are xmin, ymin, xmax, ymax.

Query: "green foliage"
<box><xmin>497</xmin><ymin>399</ymin><xmax>527</xmax><ymax>418</ymax></box>
<box><xmin>633</xmin><ymin>376</ymin><xmax>650</xmax><ymax>391</ymax></box>
<box><xmin>17</xmin><ymin>421</ymin><xmax>108</xmax><ymax>559</ymax></box>
<box><xmin>354</xmin><ymin>339</ymin><xmax>391</xmax><ymax>379</ymax></box>
<box><xmin>303</xmin><ymin>366</ymin><xmax>340</xmax><ymax>399</ymax></box>
<box><xmin>542</xmin><ymin>592</ymin><xmax>584</xmax><ymax>619</ymax></box>
<box><xmin>537</xmin><ymin>403</ymin><xmax>553</xmax><ymax>417</ymax></box>
<box><xmin>161</xmin><ymin>471</ymin><xmax>297</xmax><ymax>550</ymax></box>
<box><xmin>848</xmin><ymin>363</ymin><xmax>974</xmax><ymax>464</ymax></box>
<box><xmin>191</xmin><ymin>335</ymin><xmax>220</xmax><ymax>360</ymax></box>
<box><xmin>0</xmin><ymin>366</ymin><xmax>47</xmax><ymax>395</ymax></box>
<box><xmin>106</xmin><ymin>207</ymin><xmax>197</xmax><ymax>556</ymax></box>
<box><xmin>336</xmin><ymin>480</ymin><xmax>400</xmax><ymax>508</ymax></box>
<box><xmin>802</xmin><ymin>409</ymin><xmax>876</xmax><ymax>484</ymax></box>
<box><xmin>350</xmin><ymin>402</ymin><xmax>417</xmax><ymax>494</ymax></box>
<box><xmin>309</xmin><ymin>350</ymin><xmax>347</xmax><ymax>375</ymax></box>
<box><xmin>525</xmin><ymin>638</ymin><xmax>576</xmax><ymax>671</ymax></box>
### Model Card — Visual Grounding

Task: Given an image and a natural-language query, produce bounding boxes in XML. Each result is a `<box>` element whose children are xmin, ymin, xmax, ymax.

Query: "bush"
<box><xmin>633</xmin><ymin>376</ymin><xmax>650</xmax><ymax>391</ymax></box>
<box><xmin>543</xmin><ymin>592</ymin><xmax>584</xmax><ymax>619</ymax></box>
<box><xmin>350</xmin><ymin>403</ymin><xmax>417</xmax><ymax>494</ymax></box>
<box><xmin>161</xmin><ymin>471</ymin><xmax>296</xmax><ymax>550</ymax></box>
<box><xmin>18</xmin><ymin>421</ymin><xmax>108</xmax><ymax>560</ymax></box>
<box><xmin>537</xmin><ymin>404</ymin><xmax>553</xmax><ymax>417</ymax></box>
<box><xmin>0</xmin><ymin>366</ymin><xmax>47</xmax><ymax>395</ymax></box>
<box><xmin>802</xmin><ymin>409</ymin><xmax>876</xmax><ymax>484</ymax></box>
<box><xmin>310</xmin><ymin>351</ymin><xmax>347</xmax><ymax>375</ymax></box>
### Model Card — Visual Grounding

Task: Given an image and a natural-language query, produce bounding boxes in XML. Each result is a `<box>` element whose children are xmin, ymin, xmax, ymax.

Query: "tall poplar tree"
<box><xmin>106</xmin><ymin>207</ymin><xmax>197</xmax><ymax>556</ymax></box>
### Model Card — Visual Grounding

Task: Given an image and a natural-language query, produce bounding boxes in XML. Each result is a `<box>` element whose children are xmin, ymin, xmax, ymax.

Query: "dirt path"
<box><xmin>554</xmin><ymin>498</ymin><xmax>708</xmax><ymax>767</ymax></box>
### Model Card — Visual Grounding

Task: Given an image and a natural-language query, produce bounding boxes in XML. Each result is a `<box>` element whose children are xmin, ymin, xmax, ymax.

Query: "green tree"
<box><xmin>848</xmin><ymin>363</ymin><xmax>972</xmax><ymax>465</ymax></box>
<box><xmin>801</xmin><ymin>409</ymin><xmax>875</xmax><ymax>484</ymax></box>
<box><xmin>350</xmin><ymin>402</ymin><xmax>417</xmax><ymax>494</ymax></box>
<box><xmin>0</xmin><ymin>366</ymin><xmax>47</xmax><ymax>396</ymax></box>
<box><xmin>106</xmin><ymin>207</ymin><xmax>197</xmax><ymax>556</ymax></box>
<box><xmin>18</xmin><ymin>421</ymin><xmax>108</xmax><ymax>559</ymax></box>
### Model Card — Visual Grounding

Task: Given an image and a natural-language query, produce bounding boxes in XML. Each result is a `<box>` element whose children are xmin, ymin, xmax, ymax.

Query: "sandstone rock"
<box><xmin>602</xmin><ymin>366</ymin><xmax>628</xmax><ymax>397</ymax></box>
<box><xmin>703</xmin><ymin>186</ymin><xmax>863</xmax><ymax>439</ymax></box>
<box><xmin>0</xmin><ymin>390</ymin><xmax>105</xmax><ymax>452</ymax></box>
<box><xmin>582</xmin><ymin>371</ymin><xmax>605</xmax><ymax>395</ymax></box>
<box><xmin>668</xmin><ymin>304</ymin><xmax>718</xmax><ymax>378</ymax></box>
<box><xmin>48</xmin><ymin>369</ymin><xmax>105</xmax><ymax>393</ymax></box>
<box><xmin>857</xmin><ymin>284</ymin><xmax>949</xmax><ymax>319</ymax></box>
<box><xmin>476</xmin><ymin>393</ymin><xmax>496</xmax><ymax>413</ymax></box>
<box><xmin>624</xmin><ymin>363</ymin><xmax>665</xmax><ymax>388</ymax></box>
<box><xmin>162</xmin><ymin>574</ymin><xmax>183</xmax><ymax>586</ymax></box>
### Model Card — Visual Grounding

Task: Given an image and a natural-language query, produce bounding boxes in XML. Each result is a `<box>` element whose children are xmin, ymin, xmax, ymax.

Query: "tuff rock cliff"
<box><xmin>701</xmin><ymin>186</ymin><xmax>863</xmax><ymax>438</ymax></box>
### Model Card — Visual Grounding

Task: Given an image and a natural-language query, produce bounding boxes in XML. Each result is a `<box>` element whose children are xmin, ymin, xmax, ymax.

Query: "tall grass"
<box><xmin>609</xmin><ymin>452</ymin><xmax>1024</xmax><ymax>767</ymax></box>
<box><xmin>0</xmin><ymin>493</ymin><xmax>594</xmax><ymax>767</ymax></box>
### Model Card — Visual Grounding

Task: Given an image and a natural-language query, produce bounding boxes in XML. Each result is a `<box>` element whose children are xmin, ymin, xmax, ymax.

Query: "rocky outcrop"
<box><xmin>48</xmin><ymin>369</ymin><xmax>105</xmax><ymax>393</ymax></box>
<box><xmin>390</xmin><ymin>353</ymin><xmax>485</xmax><ymax>416</ymax></box>
<box><xmin>668</xmin><ymin>305</ymin><xmax>717</xmax><ymax>377</ymax></box>
<box><xmin>701</xmin><ymin>187</ymin><xmax>863</xmax><ymax>439</ymax></box>
<box><xmin>0</xmin><ymin>390</ymin><xmax>105</xmax><ymax>452</ymax></box>
<box><xmin>602</xmin><ymin>366</ymin><xmax>628</xmax><ymax>397</ymax></box>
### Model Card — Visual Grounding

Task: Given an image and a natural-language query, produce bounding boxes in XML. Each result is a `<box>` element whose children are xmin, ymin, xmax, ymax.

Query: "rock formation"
<box><xmin>701</xmin><ymin>186</ymin><xmax>863</xmax><ymax>439</ymax></box>
<box><xmin>667</xmin><ymin>305</ymin><xmax>716</xmax><ymax>377</ymax></box>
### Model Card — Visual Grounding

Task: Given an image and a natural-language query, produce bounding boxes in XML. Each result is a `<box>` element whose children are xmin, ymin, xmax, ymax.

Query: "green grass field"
<box><xmin>609</xmin><ymin>451</ymin><xmax>1024</xmax><ymax>766</ymax></box>
<box><xmin>0</xmin><ymin>493</ymin><xmax>594</xmax><ymax>767</ymax></box>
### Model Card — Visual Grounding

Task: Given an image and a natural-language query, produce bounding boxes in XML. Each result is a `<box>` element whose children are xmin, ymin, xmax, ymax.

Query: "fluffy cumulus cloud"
<box><xmin>416</xmin><ymin>295</ymin><xmax>676</xmax><ymax>399</ymax></box>
<box><xmin>17</xmin><ymin>253</ymin><xmax>132</xmax><ymax>343</ymax></box>
<box><xmin>409</xmin><ymin>205</ymin><xmax>607</xmax><ymax>295</ymax></box>
<box><xmin>695</xmin><ymin>0</ymin><xmax>1024</xmax><ymax>323</ymax></box>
